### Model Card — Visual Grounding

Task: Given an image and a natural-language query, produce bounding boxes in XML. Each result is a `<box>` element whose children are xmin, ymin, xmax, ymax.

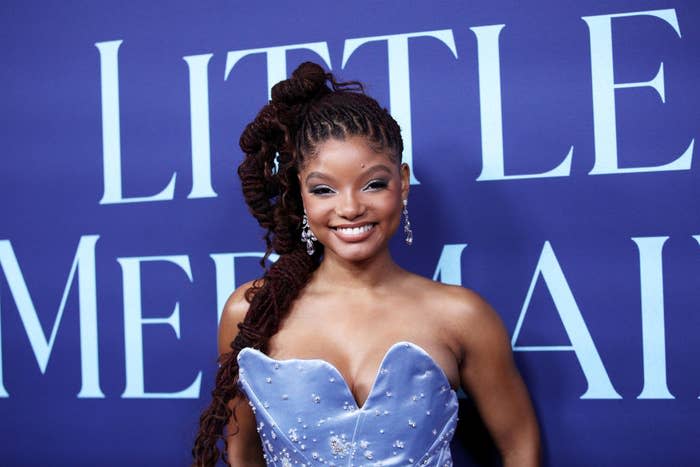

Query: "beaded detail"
<box><xmin>237</xmin><ymin>341</ymin><xmax>459</xmax><ymax>466</ymax></box>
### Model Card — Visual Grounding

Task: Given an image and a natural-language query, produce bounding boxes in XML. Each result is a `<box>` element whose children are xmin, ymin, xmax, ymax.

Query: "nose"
<box><xmin>336</xmin><ymin>190</ymin><xmax>365</xmax><ymax>220</ymax></box>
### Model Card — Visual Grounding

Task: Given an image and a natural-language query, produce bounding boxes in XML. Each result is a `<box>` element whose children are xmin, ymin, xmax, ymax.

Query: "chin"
<box><xmin>323</xmin><ymin>238</ymin><xmax>386</xmax><ymax>263</ymax></box>
<box><xmin>339</xmin><ymin>249</ymin><xmax>381</xmax><ymax>263</ymax></box>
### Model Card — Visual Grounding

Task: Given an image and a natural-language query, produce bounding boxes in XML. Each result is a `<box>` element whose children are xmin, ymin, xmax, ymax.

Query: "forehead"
<box><xmin>299</xmin><ymin>136</ymin><xmax>397</xmax><ymax>176</ymax></box>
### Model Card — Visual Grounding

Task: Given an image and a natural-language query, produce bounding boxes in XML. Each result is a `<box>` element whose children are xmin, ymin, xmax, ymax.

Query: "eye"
<box><xmin>309</xmin><ymin>185</ymin><xmax>335</xmax><ymax>196</ymax></box>
<box><xmin>364</xmin><ymin>179</ymin><xmax>389</xmax><ymax>191</ymax></box>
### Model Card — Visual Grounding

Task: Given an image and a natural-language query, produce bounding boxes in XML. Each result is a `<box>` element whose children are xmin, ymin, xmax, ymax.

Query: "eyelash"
<box><xmin>310</xmin><ymin>186</ymin><xmax>334</xmax><ymax>195</ymax></box>
<box><xmin>309</xmin><ymin>179</ymin><xmax>389</xmax><ymax>195</ymax></box>
<box><xmin>365</xmin><ymin>179</ymin><xmax>389</xmax><ymax>190</ymax></box>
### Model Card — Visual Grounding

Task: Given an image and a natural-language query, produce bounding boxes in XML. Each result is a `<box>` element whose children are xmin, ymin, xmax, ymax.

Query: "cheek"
<box><xmin>375</xmin><ymin>195</ymin><xmax>403</xmax><ymax>220</ymax></box>
<box><xmin>301</xmin><ymin>196</ymin><xmax>330</xmax><ymax>224</ymax></box>
<box><xmin>300</xmin><ymin>191</ymin><xmax>318</xmax><ymax>211</ymax></box>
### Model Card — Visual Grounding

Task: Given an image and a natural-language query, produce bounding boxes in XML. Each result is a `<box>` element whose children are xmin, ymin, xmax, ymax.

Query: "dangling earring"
<box><xmin>301</xmin><ymin>211</ymin><xmax>317</xmax><ymax>255</ymax></box>
<box><xmin>402</xmin><ymin>199</ymin><xmax>413</xmax><ymax>246</ymax></box>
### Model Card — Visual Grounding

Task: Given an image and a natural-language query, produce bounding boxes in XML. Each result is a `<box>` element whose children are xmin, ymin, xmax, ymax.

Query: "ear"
<box><xmin>399</xmin><ymin>162</ymin><xmax>410</xmax><ymax>200</ymax></box>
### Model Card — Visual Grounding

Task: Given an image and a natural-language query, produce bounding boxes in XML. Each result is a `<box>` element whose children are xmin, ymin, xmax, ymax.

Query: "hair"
<box><xmin>192</xmin><ymin>61</ymin><xmax>403</xmax><ymax>466</ymax></box>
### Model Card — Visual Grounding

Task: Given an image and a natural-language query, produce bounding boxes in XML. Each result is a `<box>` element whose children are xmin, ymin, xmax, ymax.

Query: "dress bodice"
<box><xmin>236</xmin><ymin>341</ymin><xmax>459</xmax><ymax>466</ymax></box>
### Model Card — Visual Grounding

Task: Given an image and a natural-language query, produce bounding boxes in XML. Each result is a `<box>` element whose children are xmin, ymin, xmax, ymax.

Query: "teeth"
<box><xmin>336</xmin><ymin>224</ymin><xmax>373</xmax><ymax>235</ymax></box>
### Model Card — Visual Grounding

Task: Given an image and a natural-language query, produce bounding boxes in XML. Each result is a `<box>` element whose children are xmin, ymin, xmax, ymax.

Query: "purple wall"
<box><xmin>1</xmin><ymin>1</ymin><xmax>698</xmax><ymax>465</ymax></box>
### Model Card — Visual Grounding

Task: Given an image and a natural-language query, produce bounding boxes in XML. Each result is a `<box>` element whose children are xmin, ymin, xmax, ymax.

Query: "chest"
<box><xmin>266</xmin><ymin>303</ymin><xmax>461</xmax><ymax>407</ymax></box>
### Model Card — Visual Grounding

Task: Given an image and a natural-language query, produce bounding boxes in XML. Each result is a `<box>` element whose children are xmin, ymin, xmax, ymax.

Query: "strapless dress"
<box><xmin>237</xmin><ymin>341</ymin><xmax>459</xmax><ymax>466</ymax></box>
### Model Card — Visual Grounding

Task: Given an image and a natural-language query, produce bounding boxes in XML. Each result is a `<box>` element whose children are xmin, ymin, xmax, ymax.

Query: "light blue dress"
<box><xmin>237</xmin><ymin>341</ymin><xmax>459</xmax><ymax>466</ymax></box>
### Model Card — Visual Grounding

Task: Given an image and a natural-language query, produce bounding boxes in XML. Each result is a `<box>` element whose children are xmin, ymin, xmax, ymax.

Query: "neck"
<box><xmin>314</xmin><ymin>247</ymin><xmax>404</xmax><ymax>291</ymax></box>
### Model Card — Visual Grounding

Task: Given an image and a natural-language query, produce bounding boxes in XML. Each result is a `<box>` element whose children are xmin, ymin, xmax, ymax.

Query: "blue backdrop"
<box><xmin>1</xmin><ymin>1</ymin><xmax>698</xmax><ymax>465</ymax></box>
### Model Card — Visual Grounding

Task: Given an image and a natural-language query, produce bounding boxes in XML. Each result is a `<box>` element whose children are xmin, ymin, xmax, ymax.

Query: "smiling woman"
<box><xmin>192</xmin><ymin>62</ymin><xmax>540</xmax><ymax>467</ymax></box>
<box><xmin>301</xmin><ymin>137</ymin><xmax>408</xmax><ymax>264</ymax></box>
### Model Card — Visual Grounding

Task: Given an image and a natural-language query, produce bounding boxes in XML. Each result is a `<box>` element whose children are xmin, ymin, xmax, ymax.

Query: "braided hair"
<box><xmin>192</xmin><ymin>62</ymin><xmax>403</xmax><ymax>466</ymax></box>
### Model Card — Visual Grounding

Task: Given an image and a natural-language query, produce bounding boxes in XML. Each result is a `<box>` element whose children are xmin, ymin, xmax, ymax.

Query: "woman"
<box><xmin>193</xmin><ymin>62</ymin><xmax>540</xmax><ymax>466</ymax></box>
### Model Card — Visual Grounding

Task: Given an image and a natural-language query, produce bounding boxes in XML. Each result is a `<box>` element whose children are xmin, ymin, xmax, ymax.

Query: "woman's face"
<box><xmin>298</xmin><ymin>135</ymin><xmax>410</xmax><ymax>263</ymax></box>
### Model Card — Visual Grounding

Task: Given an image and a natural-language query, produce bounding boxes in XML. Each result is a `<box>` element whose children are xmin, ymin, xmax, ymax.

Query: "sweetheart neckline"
<box><xmin>238</xmin><ymin>340</ymin><xmax>457</xmax><ymax>410</ymax></box>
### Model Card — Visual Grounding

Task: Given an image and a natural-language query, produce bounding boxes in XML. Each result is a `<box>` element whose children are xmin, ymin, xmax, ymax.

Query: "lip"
<box><xmin>330</xmin><ymin>222</ymin><xmax>376</xmax><ymax>242</ymax></box>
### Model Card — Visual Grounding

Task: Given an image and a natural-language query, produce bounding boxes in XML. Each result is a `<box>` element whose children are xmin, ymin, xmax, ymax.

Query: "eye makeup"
<box><xmin>363</xmin><ymin>179</ymin><xmax>390</xmax><ymax>190</ymax></box>
<box><xmin>309</xmin><ymin>185</ymin><xmax>335</xmax><ymax>195</ymax></box>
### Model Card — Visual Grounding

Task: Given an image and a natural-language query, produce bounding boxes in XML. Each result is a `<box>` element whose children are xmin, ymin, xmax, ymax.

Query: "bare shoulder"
<box><xmin>412</xmin><ymin>278</ymin><xmax>540</xmax><ymax>462</ymax></box>
<box><xmin>218</xmin><ymin>279</ymin><xmax>259</xmax><ymax>356</ymax></box>
<box><xmin>408</xmin><ymin>274</ymin><xmax>495</xmax><ymax>319</ymax></box>
<box><xmin>407</xmin><ymin>275</ymin><xmax>508</xmax><ymax>360</ymax></box>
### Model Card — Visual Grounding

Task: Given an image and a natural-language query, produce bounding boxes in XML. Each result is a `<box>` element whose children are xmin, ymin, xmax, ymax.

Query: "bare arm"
<box><xmin>453</xmin><ymin>289</ymin><xmax>541</xmax><ymax>466</ymax></box>
<box><xmin>218</xmin><ymin>281</ymin><xmax>266</xmax><ymax>466</ymax></box>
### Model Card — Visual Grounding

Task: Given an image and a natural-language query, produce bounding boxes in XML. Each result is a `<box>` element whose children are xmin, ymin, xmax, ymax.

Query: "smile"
<box><xmin>331</xmin><ymin>223</ymin><xmax>376</xmax><ymax>241</ymax></box>
<box><xmin>333</xmin><ymin>223</ymin><xmax>375</xmax><ymax>235</ymax></box>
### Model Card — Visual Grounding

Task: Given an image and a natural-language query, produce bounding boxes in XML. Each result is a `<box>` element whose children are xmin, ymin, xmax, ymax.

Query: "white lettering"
<box><xmin>470</xmin><ymin>25</ymin><xmax>573</xmax><ymax>181</ymax></box>
<box><xmin>95</xmin><ymin>40</ymin><xmax>177</xmax><ymax>204</ymax></box>
<box><xmin>632</xmin><ymin>236</ymin><xmax>674</xmax><ymax>399</ymax></box>
<box><xmin>224</xmin><ymin>42</ymin><xmax>332</xmax><ymax>100</ymax></box>
<box><xmin>0</xmin><ymin>236</ymin><xmax>102</xmax><ymax>398</ymax></box>
<box><xmin>582</xmin><ymin>9</ymin><xmax>694</xmax><ymax>174</ymax></box>
<box><xmin>183</xmin><ymin>53</ymin><xmax>217</xmax><ymax>199</ymax></box>
<box><xmin>432</xmin><ymin>244</ymin><xmax>468</xmax><ymax>285</ymax></box>
<box><xmin>118</xmin><ymin>255</ymin><xmax>201</xmax><ymax>398</ymax></box>
<box><xmin>512</xmin><ymin>241</ymin><xmax>621</xmax><ymax>399</ymax></box>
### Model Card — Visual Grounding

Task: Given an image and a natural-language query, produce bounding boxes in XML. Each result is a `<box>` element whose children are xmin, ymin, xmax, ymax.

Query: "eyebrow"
<box><xmin>304</xmin><ymin>164</ymin><xmax>394</xmax><ymax>184</ymax></box>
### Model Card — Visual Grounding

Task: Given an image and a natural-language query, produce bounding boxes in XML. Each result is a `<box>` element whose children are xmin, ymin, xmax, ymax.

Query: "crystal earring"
<box><xmin>301</xmin><ymin>211</ymin><xmax>317</xmax><ymax>255</ymax></box>
<box><xmin>402</xmin><ymin>199</ymin><xmax>413</xmax><ymax>246</ymax></box>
